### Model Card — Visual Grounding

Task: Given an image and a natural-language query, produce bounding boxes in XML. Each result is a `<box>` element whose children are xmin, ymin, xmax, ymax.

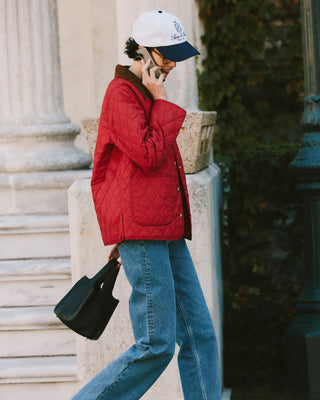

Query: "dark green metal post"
<box><xmin>285</xmin><ymin>1</ymin><xmax>320</xmax><ymax>399</ymax></box>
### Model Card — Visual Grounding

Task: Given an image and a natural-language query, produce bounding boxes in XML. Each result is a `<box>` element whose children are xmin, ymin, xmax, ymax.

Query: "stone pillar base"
<box><xmin>0</xmin><ymin>170</ymin><xmax>92</xmax><ymax>216</ymax></box>
<box><xmin>0</xmin><ymin>124</ymin><xmax>92</xmax><ymax>173</ymax></box>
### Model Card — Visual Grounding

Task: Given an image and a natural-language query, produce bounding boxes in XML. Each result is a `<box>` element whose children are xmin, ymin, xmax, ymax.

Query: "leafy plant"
<box><xmin>197</xmin><ymin>0</ymin><xmax>305</xmax><ymax>389</ymax></box>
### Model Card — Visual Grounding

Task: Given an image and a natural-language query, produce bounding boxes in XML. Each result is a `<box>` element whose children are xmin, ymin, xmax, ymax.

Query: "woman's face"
<box><xmin>151</xmin><ymin>49</ymin><xmax>176</xmax><ymax>78</ymax></box>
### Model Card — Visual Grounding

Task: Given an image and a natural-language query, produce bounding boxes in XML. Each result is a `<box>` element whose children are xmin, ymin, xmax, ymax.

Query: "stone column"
<box><xmin>116</xmin><ymin>0</ymin><xmax>199</xmax><ymax>111</ymax></box>
<box><xmin>0</xmin><ymin>2</ymin><xmax>91</xmax><ymax>396</ymax></box>
<box><xmin>0</xmin><ymin>0</ymin><xmax>92</xmax><ymax>172</ymax></box>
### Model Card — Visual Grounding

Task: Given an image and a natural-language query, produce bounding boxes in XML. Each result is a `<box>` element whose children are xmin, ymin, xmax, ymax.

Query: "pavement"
<box><xmin>223</xmin><ymin>388</ymin><xmax>232</xmax><ymax>399</ymax></box>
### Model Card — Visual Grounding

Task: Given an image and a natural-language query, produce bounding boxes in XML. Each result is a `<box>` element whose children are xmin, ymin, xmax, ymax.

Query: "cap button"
<box><xmin>158</xmin><ymin>10</ymin><xmax>163</xmax><ymax>13</ymax></box>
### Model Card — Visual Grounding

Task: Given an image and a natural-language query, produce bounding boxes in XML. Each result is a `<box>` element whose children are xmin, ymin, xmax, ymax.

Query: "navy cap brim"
<box><xmin>155</xmin><ymin>41</ymin><xmax>200</xmax><ymax>62</ymax></box>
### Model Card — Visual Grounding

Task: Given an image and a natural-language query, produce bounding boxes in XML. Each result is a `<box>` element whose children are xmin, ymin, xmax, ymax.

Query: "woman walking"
<box><xmin>72</xmin><ymin>10</ymin><xmax>222</xmax><ymax>400</ymax></box>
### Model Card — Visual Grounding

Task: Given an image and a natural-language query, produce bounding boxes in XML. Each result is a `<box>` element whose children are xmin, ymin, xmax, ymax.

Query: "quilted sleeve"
<box><xmin>102</xmin><ymin>82</ymin><xmax>186</xmax><ymax>174</ymax></box>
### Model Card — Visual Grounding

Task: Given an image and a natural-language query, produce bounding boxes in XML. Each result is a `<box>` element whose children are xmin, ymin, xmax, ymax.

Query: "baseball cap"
<box><xmin>131</xmin><ymin>10</ymin><xmax>200</xmax><ymax>62</ymax></box>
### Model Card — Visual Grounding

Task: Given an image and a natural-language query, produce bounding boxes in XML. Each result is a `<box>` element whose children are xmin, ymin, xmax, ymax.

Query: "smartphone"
<box><xmin>137</xmin><ymin>47</ymin><xmax>161</xmax><ymax>79</ymax></box>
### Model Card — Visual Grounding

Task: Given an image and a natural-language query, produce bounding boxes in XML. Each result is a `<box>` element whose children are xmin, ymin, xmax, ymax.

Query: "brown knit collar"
<box><xmin>115</xmin><ymin>65</ymin><xmax>151</xmax><ymax>100</ymax></box>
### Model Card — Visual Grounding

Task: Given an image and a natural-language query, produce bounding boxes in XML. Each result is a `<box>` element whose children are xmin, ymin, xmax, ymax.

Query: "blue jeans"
<box><xmin>72</xmin><ymin>238</ymin><xmax>222</xmax><ymax>400</ymax></box>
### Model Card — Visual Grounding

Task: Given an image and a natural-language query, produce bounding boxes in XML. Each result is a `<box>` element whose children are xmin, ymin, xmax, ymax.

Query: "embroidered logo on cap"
<box><xmin>171</xmin><ymin>21</ymin><xmax>186</xmax><ymax>42</ymax></box>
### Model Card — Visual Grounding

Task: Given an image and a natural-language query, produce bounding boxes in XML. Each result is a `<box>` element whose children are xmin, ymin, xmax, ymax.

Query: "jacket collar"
<box><xmin>115</xmin><ymin>65</ymin><xmax>151</xmax><ymax>100</ymax></box>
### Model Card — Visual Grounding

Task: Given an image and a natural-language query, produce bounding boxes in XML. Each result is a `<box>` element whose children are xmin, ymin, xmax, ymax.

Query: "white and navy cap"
<box><xmin>131</xmin><ymin>10</ymin><xmax>200</xmax><ymax>62</ymax></box>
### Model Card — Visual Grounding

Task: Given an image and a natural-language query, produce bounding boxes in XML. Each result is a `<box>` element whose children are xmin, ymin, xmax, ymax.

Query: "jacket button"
<box><xmin>180</xmin><ymin>214</ymin><xmax>183</xmax><ymax>218</ymax></box>
<box><xmin>174</xmin><ymin>161</ymin><xmax>177</xmax><ymax>166</ymax></box>
<box><xmin>177</xmin><ymin>187</ymin><xmax>180</xmax><ymax>191</ymax></box>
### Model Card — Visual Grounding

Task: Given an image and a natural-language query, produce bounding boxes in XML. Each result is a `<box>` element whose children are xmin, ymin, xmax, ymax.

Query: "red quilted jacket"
<box><xmin>91</xmin><ymin>65</ymin><xmax>192</xmax><ymax>245</ymax></box>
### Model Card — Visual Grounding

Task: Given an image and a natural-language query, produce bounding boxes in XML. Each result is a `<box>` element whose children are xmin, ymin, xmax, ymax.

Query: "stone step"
<box><xmin>0</xmin><ymin>356</ymin><xmax>78</xmax><ymax>384</ymax></box>
<box><xmin>0</xmin><ymin>306</ymin><xmax>76</xmax><ymax>357</ymax></box>
<box><xmin>0</xmin><ymin>258</ymin><xmax>72</xmax><ymax>307</ymax></box>
<box><xmin>0</xmin><ymin>258</ymin><xmax>71</xmax><ymax>282</ymax></box>
<box><xmin>0</xmin><ymin>214</ymin><xmax>70</xmax><ymax>259</ymax></box>
<box><xmin>0</xmin><ymin>356</ymin><xmax>77</xmax><ymax>385</ymax></box>
<box><xmin>0</xmin><ymin>328</ymin><xmax>76</xmax><ymax>358</ymax></box>
<box><xmin>0</xmin><ymin>280</ymin><xmax>70</xmax><ymax>306</ymax></box>
<box><xmin>0</xmin><ymin>305</ymin><xmax>63</xmax><ymax>330</ymax></box>
<box><xmin>0</xmin><ymin>381</ymin><xmax>81</xmax><ymax>400</ymax></box>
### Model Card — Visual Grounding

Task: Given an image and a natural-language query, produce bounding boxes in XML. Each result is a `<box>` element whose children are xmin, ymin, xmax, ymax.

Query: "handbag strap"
<box><xmin>91</xmin><ymin>258</ymin><xmax>120</xmax><ymax>287</ymax></box>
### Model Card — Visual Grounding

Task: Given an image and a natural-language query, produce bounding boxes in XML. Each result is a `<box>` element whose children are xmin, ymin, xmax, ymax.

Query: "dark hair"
<box><xmin>124</xmin><ymin>38</ymin><xmax>141</xmax><ymax>60</ymax></box>
<box><xmin>124</xmin><ymin>37</ymin><xmax>154</xmax><ymax>61</ymax></box>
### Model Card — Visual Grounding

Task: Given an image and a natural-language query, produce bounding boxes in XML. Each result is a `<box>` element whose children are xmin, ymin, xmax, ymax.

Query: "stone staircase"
<box><xmin>0</xmin><ymin>171</ymin><xmax>92</xmax><ymax>400</ymax></box>
<box><xmin>0</xmin><ymin>242</ymin><xmax>81</xmax><ymax>399</ymax></box>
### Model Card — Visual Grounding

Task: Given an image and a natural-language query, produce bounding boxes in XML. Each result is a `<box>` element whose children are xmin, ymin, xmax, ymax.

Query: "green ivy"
<box><xmin>197</xmin><ymin>0</ymin><xmax>305</xmax><ymax>389</ymax></box>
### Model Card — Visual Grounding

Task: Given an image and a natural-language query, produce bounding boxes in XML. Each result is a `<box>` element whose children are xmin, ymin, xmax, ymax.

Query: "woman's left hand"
<box><xmin>108</xmin><ymin>244</ymin><xmax>121</xmax><ymax>266</ymax></box>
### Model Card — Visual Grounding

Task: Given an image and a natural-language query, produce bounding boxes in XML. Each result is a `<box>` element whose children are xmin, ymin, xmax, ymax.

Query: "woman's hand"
<box><xmin>141</xmin><ymin>59</ymin><xmax>167</xmax><ymax>101</ymax></box>
<box><xmin>108</xmin><ymin>244</ymin><xmax>121</xmax><ymax>267</ymax></box>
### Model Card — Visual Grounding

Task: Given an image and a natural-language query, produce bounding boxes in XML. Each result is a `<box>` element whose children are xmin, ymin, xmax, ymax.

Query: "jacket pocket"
<box><xmin>131</xmin><ymin>176</ymin><xmax>174</xmax><ymax>226</ymax></box>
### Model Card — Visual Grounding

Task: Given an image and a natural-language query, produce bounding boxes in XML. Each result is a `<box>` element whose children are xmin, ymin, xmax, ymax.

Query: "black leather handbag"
<box><xmin>54</xmin><ymin>258</ymin><xmax>120</xmax><ymax>340</ymax></box>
